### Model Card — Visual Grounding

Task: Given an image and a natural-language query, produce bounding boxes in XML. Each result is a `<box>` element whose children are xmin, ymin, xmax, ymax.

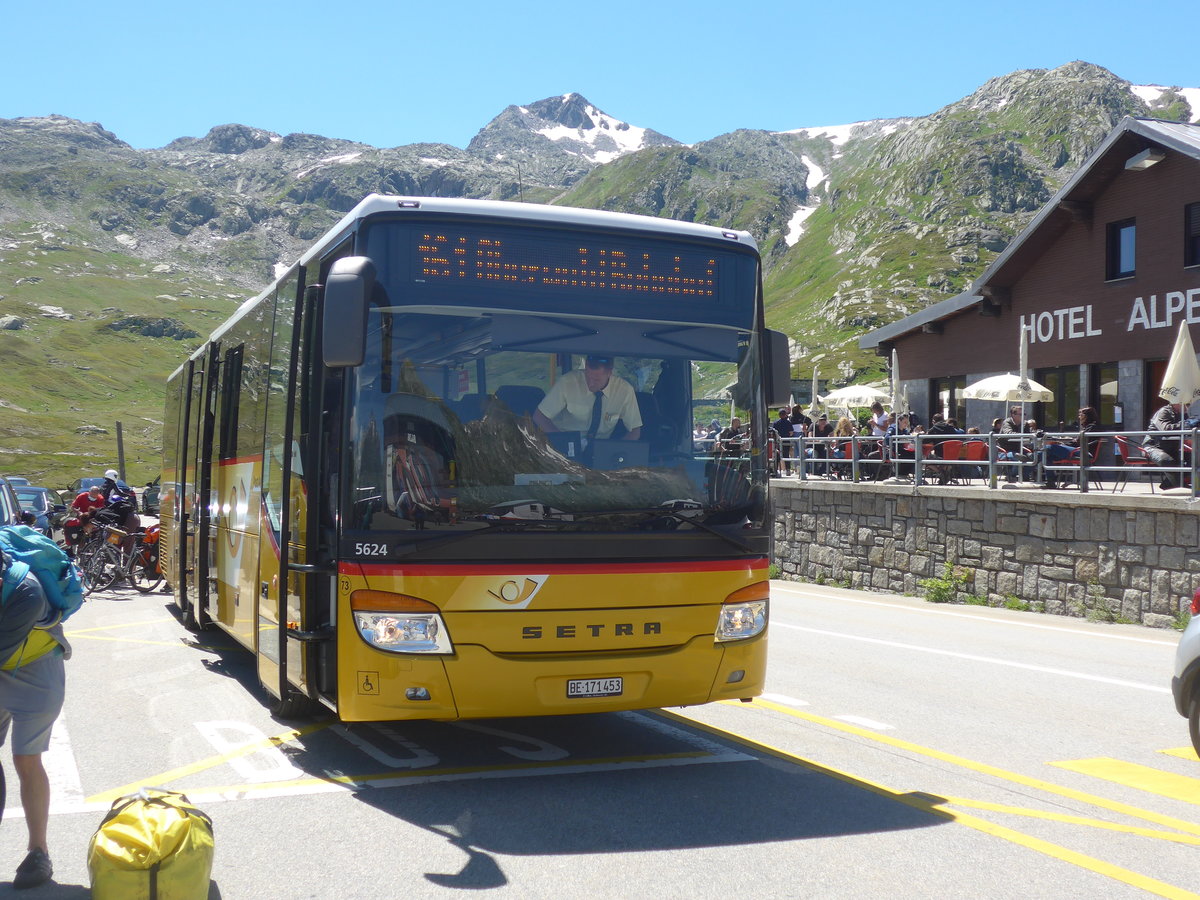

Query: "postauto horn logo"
<box><xmin>486</xmin><ymin>575</ymin><xmax>548</xmax><ymax>609</ymax></box>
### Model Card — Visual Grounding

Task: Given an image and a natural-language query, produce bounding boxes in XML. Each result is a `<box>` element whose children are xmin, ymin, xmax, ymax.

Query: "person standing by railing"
<box><xmin>772</xmin><ymin>408</ymin><xmax>794</xmax><ymax>476</ymax></box>
<box><xmin>869</xmin><ymin>402</ymin><xmax>890</xmax><ymax>437</ymax></box>
<box><xmin>811</xmin><ymin>413</ymin><xmax>833</xmax><ymax>476</ymax></box>
<box><xmin>886</xmin><ymin>413</ymin><xmax>914</xmax><ymax>479</ymax></box>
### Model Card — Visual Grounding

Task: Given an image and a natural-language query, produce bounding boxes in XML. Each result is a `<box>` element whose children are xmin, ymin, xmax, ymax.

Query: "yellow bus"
<box><xmin>160</xmin><ymin>195</ymin><xmax>789</xmax><ymax>720</ymax></box>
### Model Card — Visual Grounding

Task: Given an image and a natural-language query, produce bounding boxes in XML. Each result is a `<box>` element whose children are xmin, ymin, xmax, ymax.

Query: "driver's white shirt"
<box><xmin>536</xmin><ymin>370</ymin><xmax>642</xmax><ymax>438</ymax></box>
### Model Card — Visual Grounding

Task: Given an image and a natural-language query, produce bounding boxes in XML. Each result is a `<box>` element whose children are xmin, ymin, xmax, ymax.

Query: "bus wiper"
<box><xmin>566</xmin><ymin>507</ymin><xmax>758</xmax><ymax>555</ymax></box>
<box><xmin>386</xmin><ymin>518</ymin><xmax>566</xmax><ymax>557</ymax></box>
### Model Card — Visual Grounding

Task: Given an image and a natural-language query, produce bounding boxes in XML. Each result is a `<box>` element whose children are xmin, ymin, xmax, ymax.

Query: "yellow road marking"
<box><xmin>732</xmin><ymin>698</ymin><xmax>1200</xmax><ymax>838</ymax></box>
<box><xmin>187</xmin><ymin>750</ymin><xmax>718</xmax><ymax>798</ymax></box>
<box><xmin>939</xmin><ymin>796</ymin><xmax>1200</xmax><ymax>846</ymax></box>
<box><xmin>1052</xmin><ymin>759</ymin><xmax>1200</xmax><ymax>806</ymax></box>
<box><xmin>66</xmin><ymin>618</ymin><xmax>176</xmax><ymax>635</ymax></box>
<box><xmin>87</xmin><ymin>721</ymin><xmax>332</xmax><ymax>803</ymax></box>
<box><xmin>66</xmin><ymin>635</ymin><xmax>192</xmax><ymax>648</ymax></box>
<box><xmin>660</xmin><ymin>710</ymin><xmax>1200</xmax><ymax>900</ymax></box>
<box><xmin>1162</xmin><ymin>747</ymin><xmax>1200</xmax><ymax>762</ymax></box>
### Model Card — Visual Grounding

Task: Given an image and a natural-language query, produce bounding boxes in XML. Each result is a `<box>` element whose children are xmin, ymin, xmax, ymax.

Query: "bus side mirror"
<box><xmin>765</xmin><ymin>329</ymin><xmax>791</xmax><ymax>407</ymax></box>
<box><xmin>322</xmin><ymin>256</ymin><xmax>376</xmax><ymax>367</ymax></box>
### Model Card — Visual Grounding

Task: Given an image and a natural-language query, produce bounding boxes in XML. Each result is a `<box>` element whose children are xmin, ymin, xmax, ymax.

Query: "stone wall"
<box><xmin>771</xmin><ymin>480</ymin><xmax>1200</xmax><ymax>628</ymax></box>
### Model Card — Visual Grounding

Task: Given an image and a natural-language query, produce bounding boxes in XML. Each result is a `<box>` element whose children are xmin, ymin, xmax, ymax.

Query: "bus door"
<box><xmin>258</xmin><ymin>271</ymin><xmax>331</xmax><ymax>710</ymax></box>
<box><xmin>175</xmin><ymin>353</ymin><xmax>206</xmax><ymax>628</ymax></box>
<box><xmin>189</xmin><ymin>343</ymin><xmax>220</xmax><ymax>629</ymax></box>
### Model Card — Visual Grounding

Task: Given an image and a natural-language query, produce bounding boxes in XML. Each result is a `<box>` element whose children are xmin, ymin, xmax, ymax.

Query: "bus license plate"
<box><xmin>567</xmin><ymin>677</ymin><xmax>623</xmax><ymax>698</ymax></box>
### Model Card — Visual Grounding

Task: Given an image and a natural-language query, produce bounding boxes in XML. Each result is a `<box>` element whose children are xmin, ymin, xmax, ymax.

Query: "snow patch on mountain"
<box><xmin>1131</xmin><ymin>84</ymin><xmax>1200</xmax><ymax>122</ymax></box>
<box><xmin>295</xmin><ymin>151</ymin><xmax>363</xmax><ymax>178</ymax></box>
<box><xmin>803</xmin><ymin>155</ymin><xmax>826</xmax><ymax>191</ymax></box>
<box><xmin>784</xmin><ymin>205</ymin><xmax>819</xmax><ymax>247</ymax></box>
<box><xmin>535</xmin><ymin>95</ymin><xmax>659</xmax><ymax>163</ymax></box>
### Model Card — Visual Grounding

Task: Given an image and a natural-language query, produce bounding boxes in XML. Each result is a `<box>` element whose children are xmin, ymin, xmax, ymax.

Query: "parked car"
<box><xmin>1171</xmin><ymin>587</ymin><xmax>1200</xmax><ymax>758</ymax></box>
<box><xmin>14</xmin><ymin>486</ymin><xmax>67</xmax><ymax>541</ymax></box>
<box><xmin>64</xmin><ymin>476</ymin><xmax>107</xmax><ymax>499</ymax></box>
<box><xmin>6</xmin><ymin>476</ymin><xmax>31</xmax><ymax>486</ymax></box>
<box><xmin>0</xmin><ymin>476</ymin><xmax>21</xmax><ymax>526</ymax></box>
<box><xmin>142</xmin><ymin>476</ymin><xmax>161</xmax><ymax>516</ymax></box>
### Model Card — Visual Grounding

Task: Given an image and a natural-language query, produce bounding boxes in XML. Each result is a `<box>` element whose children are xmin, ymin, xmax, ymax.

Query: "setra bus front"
<box><xmin>313</xmin><ymin>199</ymin><xmax>786</xmax><ymax>721</ymax></box>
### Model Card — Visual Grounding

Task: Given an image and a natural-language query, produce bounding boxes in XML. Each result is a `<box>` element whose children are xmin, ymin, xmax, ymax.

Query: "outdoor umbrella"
<box><xmin>1158</xmin><ymin>320</ymin><xmax>1200</xmax><ymax>412</ymax></box>
<box><xmin>821</xmin><ymin>384</ymin><xmax>892</xmax><ymax>409</ymax></box>
<box><xmin>960</xmin><ymin>373</ymin><xmax>1053</xmax><ymax>403</ymax></box>
<box><xmin>890</xmin><ymin>349</ymin><xmax>900</xmax><ymax>416</ymax></box>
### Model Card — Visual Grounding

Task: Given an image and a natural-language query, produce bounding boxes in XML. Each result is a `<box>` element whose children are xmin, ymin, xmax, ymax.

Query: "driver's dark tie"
<box><xmin>586</xmin><ymin>390</ymin><xmax>604</xmax><ymax>440</ymax></box>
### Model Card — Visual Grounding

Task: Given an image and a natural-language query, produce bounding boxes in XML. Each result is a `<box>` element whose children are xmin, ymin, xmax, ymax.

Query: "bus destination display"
<box><xmin>415</xmin><ymin>229</ymin><xmax>719</xmax><ymax>298</ymax></box>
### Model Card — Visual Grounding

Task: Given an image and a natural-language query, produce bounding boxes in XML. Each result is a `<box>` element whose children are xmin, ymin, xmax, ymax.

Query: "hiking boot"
<box><xmin>13</xmin><ymin>848</ymin><xmax>52</xmax><ymax>889</ymax></box>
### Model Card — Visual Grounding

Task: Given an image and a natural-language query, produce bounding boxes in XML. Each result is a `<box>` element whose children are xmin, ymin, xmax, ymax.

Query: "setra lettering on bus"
<box><xmin>522</xmin><ymin>622</ymin><xmax>663</xmax><ymax>639</ymax></box>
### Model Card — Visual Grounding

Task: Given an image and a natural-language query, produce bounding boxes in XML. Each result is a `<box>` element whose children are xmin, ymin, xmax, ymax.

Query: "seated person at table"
<box><xmin>533</xmin><ymin>355</ymin><xmax>642</xmax><ymax>442</ymax></box>
<box><xmin>1143</xmin><ymin>402</ymin><xmax>1191</xmax><ymax>489</ymax></box>
<box><xmin>1043</xmin><ymin>406</ymin><xmax>1099</xmax><ymax>488</ymax></box>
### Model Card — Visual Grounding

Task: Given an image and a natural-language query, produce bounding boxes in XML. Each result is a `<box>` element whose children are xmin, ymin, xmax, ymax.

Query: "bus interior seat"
<box><xmin>636</xmin><ymin>391</ymin><xmax>675</xmax><ymax>452</ymax></box>
<box><xmin>452</xmin><ymin>392</ymin><xmax>486</xmax><ymax>423</ymax></box>
<box><xmin>495</xmin><ymin>385</ymin><xmax>545</xmax><ymax>419</ymax></box>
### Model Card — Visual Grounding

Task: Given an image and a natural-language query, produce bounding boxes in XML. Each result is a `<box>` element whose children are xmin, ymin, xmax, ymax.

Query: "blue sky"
<box><xmin>4</xmin><ymin>0</ymin><xmax>1197</xmax><ymax>150</ymax></box>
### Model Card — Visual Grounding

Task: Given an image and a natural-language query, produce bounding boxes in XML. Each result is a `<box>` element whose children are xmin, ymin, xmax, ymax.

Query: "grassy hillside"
<box><xmin>0</xmin><ymin>221</ymin><xmax>241</xmax><ymax>488</ymax></box>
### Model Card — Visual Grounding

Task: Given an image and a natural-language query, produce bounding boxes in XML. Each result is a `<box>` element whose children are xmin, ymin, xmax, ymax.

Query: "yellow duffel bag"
<box><xmin>88</xmin><ymin>788</ymin><xmax>214</xmax><ymax>900</ymax></box>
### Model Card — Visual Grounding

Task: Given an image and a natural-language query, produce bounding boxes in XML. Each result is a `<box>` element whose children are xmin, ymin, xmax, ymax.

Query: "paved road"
<box><xmin>1</xmin><ymin>580</ymin><xmax>1196</xmax><ymax>898</ymax></box>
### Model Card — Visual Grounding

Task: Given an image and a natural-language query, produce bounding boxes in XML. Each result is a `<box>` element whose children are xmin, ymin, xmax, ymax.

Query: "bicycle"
<box><xmin>78</xmin><ymin>525</ymin><xmax>162</xmax><ymax>595</ymax></box>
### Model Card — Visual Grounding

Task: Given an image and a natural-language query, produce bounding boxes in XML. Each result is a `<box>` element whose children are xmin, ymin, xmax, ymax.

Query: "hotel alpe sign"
<box><xmin>1021</xmin><ymin>287</ymin><xmax>1200</xmax><ymax>344</ymax></box>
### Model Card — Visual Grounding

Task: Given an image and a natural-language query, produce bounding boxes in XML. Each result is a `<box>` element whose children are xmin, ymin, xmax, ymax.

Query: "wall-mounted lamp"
<box><xmin>1125</xmin><ymin>148</ymin><xmax>1166</xmax><ymax>170</ymax></box>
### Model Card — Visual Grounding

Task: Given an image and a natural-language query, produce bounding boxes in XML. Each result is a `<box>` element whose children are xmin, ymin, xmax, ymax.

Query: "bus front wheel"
<box><xmin>268</xmin><ymin>689</ymin><xmax>320</xmax><ymax>720</ymax></box>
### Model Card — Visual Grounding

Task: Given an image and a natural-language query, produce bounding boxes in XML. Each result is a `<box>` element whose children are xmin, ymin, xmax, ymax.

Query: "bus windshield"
<box><xmin>344</xmin><ymin>305</ymin><xmax>766</xmax><ymax>539</ymax></box>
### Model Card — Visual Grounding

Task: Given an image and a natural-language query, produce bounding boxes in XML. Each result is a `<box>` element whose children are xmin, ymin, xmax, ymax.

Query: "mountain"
<box><xmin>0</xmin><ymin>67</ymin><xmax>1196</xmax><ymax>483</ymax></box>
<box><xmin>468</xmin><ymin>92</ymin><xmax>680</xmax><ymax>184</ymax></box>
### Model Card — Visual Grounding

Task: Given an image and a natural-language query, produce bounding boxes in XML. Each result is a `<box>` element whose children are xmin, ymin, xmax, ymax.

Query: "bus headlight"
<box><xmin>716</xmin><ymin>582</ymin><xmax>768</xmax><ymax>642</ymax></box>
<box><xmin>351</xmin><ymin>590</ymin><xmax>454</xmax><ymax>654</ymax></box>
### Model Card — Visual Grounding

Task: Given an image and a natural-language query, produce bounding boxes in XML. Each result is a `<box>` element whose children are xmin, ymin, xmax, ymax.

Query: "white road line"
<box><xmin>771</xmin><ymin>583</ymin><xmax>1177</xmax><ymax>647</ymax></box>
<box><xmin>833</xmin><ymin>715</ymin><xmax>894</xmax><ymax>731</ymax></box>
<box><xmin>760</xmin><ymin>693</ymin><xmax>810</xmax><ymax>707</ymax></box>
<box><xmin>47</xmin><ymin>718</ymin><xmax>85</xmax><ymax>808</ymax></box>
<box><xmin>773</xmin><ymin>622</ymin><xmax>1171</xmax><ymax>693</ymax></box>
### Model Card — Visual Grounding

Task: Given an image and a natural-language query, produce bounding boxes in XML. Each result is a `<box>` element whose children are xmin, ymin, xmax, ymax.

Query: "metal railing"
<box><xmin>773</xmin><ymin>428</ymin><xmax>1200</xmax><ymax>498</ymax></box>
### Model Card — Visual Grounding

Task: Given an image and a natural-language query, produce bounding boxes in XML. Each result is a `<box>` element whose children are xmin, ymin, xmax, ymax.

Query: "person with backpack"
<box><xmin>0</xmin><ymin>544</ymin><xmax>72</xmax><ymax>889</ymax></box>
<box><xmin>64</xmin><ymin>484</ymin><xmax>106</xmax><ymax>558</ymax></box>
<box><xmin>99</xmin><ymin>470</ymin><xmax>140</xmax><ymax>556</ymax></box>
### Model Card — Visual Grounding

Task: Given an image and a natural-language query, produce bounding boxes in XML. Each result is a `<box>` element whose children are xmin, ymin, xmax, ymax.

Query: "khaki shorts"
<box><xmin>0</xmin><ymin>649</ymin><xmax>65</xmax><ymax>756</ymax></box>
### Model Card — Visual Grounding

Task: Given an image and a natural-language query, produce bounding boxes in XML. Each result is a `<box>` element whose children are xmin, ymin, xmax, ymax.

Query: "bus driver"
<box><xmin>533</xmin><ymin>355</ymin><xmax>642</xmax><ymax>441</ymax></box>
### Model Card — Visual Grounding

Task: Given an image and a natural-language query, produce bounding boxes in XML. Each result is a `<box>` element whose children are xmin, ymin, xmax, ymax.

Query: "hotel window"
<box><xmin>1106</xmin><ymin>219</ymin><xmax>1136</xmax><ymax>280</ymax></box>
<box><xmin>930</xmin><ymin>375</ymin><xmax>966</xmax><ymax>424</ymax></box>
<box><xmin>1033</xmin><ymin>365</ymin><xmax>1080</xmax><ymax>431</ymax></box>
<box><xmin>1186</xmin><ymin>203</ymin><xmax>1200</xmax><ymax>268</ymax></box>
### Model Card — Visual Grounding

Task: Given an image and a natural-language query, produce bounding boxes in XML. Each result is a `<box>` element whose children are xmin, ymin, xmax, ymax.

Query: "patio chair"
<box><xmin>932</xmin><ymin>439</ymin><xmax>964</xmax><ymax>484</ymax></box>
<box><xmin>1059</xmin><ymin>437</ymin><xmax>1104</xmax><ymax>491</ymax></box>
<box><xmin>961</xmin><ymin>440</ymin><xmax>989</xmax><ymax>482</ymax></box>
<box><xmin>1112</xmin><ymin>434</ymin><xmax>1156</xmax><ymax>493</ymax></box>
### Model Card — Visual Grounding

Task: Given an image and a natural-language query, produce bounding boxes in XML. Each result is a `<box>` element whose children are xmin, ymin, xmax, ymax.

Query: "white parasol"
<box><xmin>890</xmin><ymin>349</ymin><xmax>900</xmax><ymax>416</ymax></box>
<box><xmin>821</xmin><ymin>384</ymin><xmax>892</xmax><ymax>409</ymax></box>
<box><xmin>960</xmin><ymin>373</ymin><xmax>1053</xmax><ymax>403</ymax></box>
<box><xmin>1159</xmin><ymin>321</ymin><xmax>1200</xmax><ymax>412</ymax></box>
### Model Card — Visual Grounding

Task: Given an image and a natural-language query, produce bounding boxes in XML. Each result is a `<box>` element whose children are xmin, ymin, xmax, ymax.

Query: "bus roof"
<box><xmin>200</xmin><ymin>195</ymin><xmax>760</xmax><ymax>350</ymax></box>
<box><xmin>299</xmin><ymin>195</ymin><xmax>759</xmax><ymax>268</ymax></box>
